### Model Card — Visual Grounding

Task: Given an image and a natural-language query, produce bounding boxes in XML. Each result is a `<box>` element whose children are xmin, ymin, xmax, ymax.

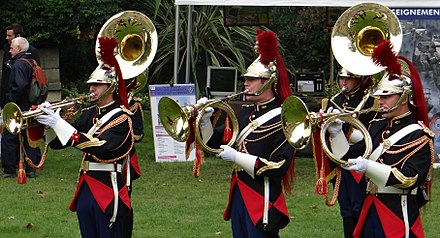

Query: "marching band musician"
<box><xmin>199</xmin><ymin>30</ymin><xmax>295</xmax><ymax>238</ymax></box>
<box><xmin>35</xmin><ymin>38</ymin><xmax>134</xmax><ymax>238</ymax></box>
<box><xmin>324</xmin><ymin>68</ymin><xmax>376</xmax><ymax>238</ymax></box>
<box><xmin>327</xmin><ymin>41</ymin><xmax>434</xmax><ymax>237</ymax></box>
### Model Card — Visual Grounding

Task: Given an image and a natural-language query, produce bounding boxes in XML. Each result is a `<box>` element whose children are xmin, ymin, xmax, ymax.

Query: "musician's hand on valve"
<box><xmin>327</xmin><ymin>118</ymin><xmax>343</xmax><ymax>138</ymax></box>
<box><xmin>217</xmin><ymin>145</ymin><xmax>237</xmax><ymax>163</ymax></box>
<box><xmin>326</xmin><ymin>106</ymin><xmax>342</xmax><ymax>114</ymax></box>
<box><xmin>200</xmin><ymin>107</ymin><xmax>214</xmax><ymax>126</ymax></box>
<box><xmin>35</xmin><ymin>107</ymin><xmax>62</xmax><ymax>128</ymax></box>
<box><xmin>197</xmin><ymin>97</ymin><xmax>209</xmax><ymax>105</ymax></box>
<box><xmin>38</xmin><ymin>101</ymin><xmax>51</xmax><ymax>109</ymax></box>
<box><xmin>343</xmin><ymin>156</ymin><xmax>368</xmax><ymax>173</ymax></box>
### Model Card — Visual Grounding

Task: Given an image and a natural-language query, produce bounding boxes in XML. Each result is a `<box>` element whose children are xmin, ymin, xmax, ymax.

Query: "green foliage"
<box><xmin>269</xmin><ymin>7</ymin><xmax>331</xmax><ymax>73</ymax></box>
<box><xmin>133</xmin><ymin>89</ymin><xmax>151</xmax><ymax>110</ymax></box>
<box><xmin>0</xmin><ymin>0</ymin><xmax>126</xmax><ymax>46</ymax></box>
<box><xmin>61</xmin><ymin>80</ymin><xmax>89</xmax><ymax>98</ymax></box>
<box><xmin>134</xmin><ymin>0</ymin><xmax>259</xmax><ymax>88</ymax></box>
<box><xmin>1</xmin><ymin>2</ymin><xmax>334</xmax><ymax>95</ymax></box>
<box><xmin>324</xmin><ymin>81</ymin><xmax>341</xmax><ymax>98</ymax></box>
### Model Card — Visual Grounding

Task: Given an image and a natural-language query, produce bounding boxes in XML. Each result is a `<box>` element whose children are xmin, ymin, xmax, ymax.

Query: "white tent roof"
<box><xmin>174</xmin><ymin>0</ymin><xmax>440</xmax><ymax>7</ymax></box>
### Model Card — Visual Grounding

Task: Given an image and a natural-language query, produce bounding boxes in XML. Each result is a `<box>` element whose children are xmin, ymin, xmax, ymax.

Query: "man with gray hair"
<box><xmin>0</xmin><ymin>36</ymin><xmax>41</xmax><ymax>178</ymax></box>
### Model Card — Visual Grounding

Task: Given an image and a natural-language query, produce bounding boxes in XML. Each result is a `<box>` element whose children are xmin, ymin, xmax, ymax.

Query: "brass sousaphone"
<box><xmin>95</xmin><ymin>10</ymin><xmax>157</xmax><ymax>83</ymax></box>
<box><xmin>331</xmin><ymin>3</ymin><xmax>402</xmax><ymax>76</ymax></box>
<box><xmin>281</xmin><ymin>3</ymin><xmax>402</xmax><ymax>165</ymax></box>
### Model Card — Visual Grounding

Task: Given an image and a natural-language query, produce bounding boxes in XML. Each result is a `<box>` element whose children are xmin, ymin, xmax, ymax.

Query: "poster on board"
<box><xmin>149</xmin><ymin>84</ymin><xmax>196</xmax><ymax>162</ymax></box>
<box><xmin>392</xmin><ymin>8</ymin><xmax>440</xmax><ymax>164</ymax></box>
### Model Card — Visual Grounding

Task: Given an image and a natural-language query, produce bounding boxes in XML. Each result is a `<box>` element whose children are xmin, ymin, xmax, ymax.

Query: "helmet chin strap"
<box><xmin>385</xmin><ymin>86</ymin><xmax>411</xmax><ymax>113</ymax></box>
<box><xmin>93</xmin><ymin>83</ymin><xmax>116</xmax><ymax>104</ymax></box>
<box><xmin>247</xmin><ymin>73</ymin><xmax>277</xmax><ymax>97</ymax></box>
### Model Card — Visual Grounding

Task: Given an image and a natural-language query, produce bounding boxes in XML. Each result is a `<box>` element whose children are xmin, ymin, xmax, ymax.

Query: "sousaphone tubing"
<box><xmin>96</xmin><ymin>10</ymin><xmax>158</xmax><ymax>80</ymax></box>
<box><xmin>331</xmin><ymin>3</ymin><xmax>402</xmax><ymax>75</ymax></box>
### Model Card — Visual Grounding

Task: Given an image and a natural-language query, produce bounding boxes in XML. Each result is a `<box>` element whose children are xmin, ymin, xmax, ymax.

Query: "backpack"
<box><xmin>18</xmin><ymin>58</ymin><xmax>48</xmax><ymax>105</ymax></box>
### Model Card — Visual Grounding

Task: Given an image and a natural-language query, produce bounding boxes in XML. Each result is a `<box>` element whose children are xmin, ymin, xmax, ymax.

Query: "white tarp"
<box><xmin>174</xmin><ymin>0</ymin><xmax>440</xmax><ymax>7</ymax></box>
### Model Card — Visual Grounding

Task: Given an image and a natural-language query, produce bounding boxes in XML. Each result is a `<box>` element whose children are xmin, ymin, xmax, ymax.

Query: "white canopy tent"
<box><xmin>175</xmin><ymin>0</ymin><xmax>440</xmax><ymax>7</ymax></box>
<box><xmin>172</xmin><ymin>1</ymin><xmax>440</xmax><ymax>83</ymax></box>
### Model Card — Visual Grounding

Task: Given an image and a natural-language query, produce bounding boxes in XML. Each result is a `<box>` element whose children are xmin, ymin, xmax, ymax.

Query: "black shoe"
<box><xmin>0</xmin><ymin>172</ymin><xmax>17</xmax><ymax>178</ymax></box>
<box><xmin>26</xmin><ymin>172</ymin><xmax>36</xmax><ymax>178</ymax></box>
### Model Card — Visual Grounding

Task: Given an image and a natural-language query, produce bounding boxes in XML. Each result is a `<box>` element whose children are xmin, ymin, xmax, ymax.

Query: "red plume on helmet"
<box><xmin>255</xmin><ymin>30</ymin><xmax>291</xmax><ymax>103</ymax></box>
<box><xmin>372</xmin><ymin>40</ymin><xmax>429</xmax><ymax>126</ymax></box>
<box><xmin>98</xmin><ymin>37</ymin><xmax>129</xmax><ymax>108</ymax></box>
<box><xmin>397</xmin><ymin>56</ymin><xmax>429</xmax><ymax>126</ymax></box>
<box><xmin>372</xmin><ymin>40</ymin><xmax>401</xmax><ymax>78</ymax></box>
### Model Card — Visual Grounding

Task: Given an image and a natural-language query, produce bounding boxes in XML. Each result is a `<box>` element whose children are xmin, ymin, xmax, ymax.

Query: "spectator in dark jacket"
<box><xmin>1</xmin><ymin>23</ymin><xmax>40</xmax><ymax>108</ymax></box>
<box><xmin>0</xmin><ymin>37</ymin><xmax>41</xmax><ymax>178</ymax></box>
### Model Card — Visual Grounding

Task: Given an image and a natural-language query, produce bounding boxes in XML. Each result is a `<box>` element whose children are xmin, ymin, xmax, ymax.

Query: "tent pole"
<box><xmin>185</xmin><ymin>5</ymin><xmax>193</xmax><ymax>83</ymax></box>
<box><xmin>173</xmin><ymin>5</ymin><xmax>180</xmax><ymax>84</ymax></box>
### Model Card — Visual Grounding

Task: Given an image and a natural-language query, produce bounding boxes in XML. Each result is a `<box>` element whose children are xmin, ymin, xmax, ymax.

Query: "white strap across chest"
<box><xmin>236</xmin><ymin>107</ymin><xmax>281</xmax><ymax>145</ymax></box>
<box><xmin>368</xmin><ymin>123</ymin><xmax>422</xmax><ymax>161</ymax></box>
<box><xmin>87</xmin><ymin>108</ymin><xmax>122</xmax><ymax>135</ymax></box>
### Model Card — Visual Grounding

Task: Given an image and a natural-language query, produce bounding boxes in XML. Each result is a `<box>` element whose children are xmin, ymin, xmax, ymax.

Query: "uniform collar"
<box><xmin>96</xmin><ymin>100</ymin><xmax>117</xmax><ymax>115</ymax></box>
<box><xmin>344</xmin><ymin>86</ymin><xmax>361</xmax><ymax>97</ymax></box>
<box><xmin>242</xmin><ymin>97</ymin><xmax>277</xmax><ymax>112</ymax></box>
<box><xmin>388</xmin><ymin>111</ymin><xmax>412</xmax><ymax>127</ymax></box>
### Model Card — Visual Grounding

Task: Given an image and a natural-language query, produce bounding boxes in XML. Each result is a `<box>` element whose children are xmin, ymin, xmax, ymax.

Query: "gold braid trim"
<box><xmin>75</xmin><ymin>139</ymin><xmax>107</xmax><ymax>149</ymax></box>
<box><xmin>75</xmin><ymin>133</ymin><xmax>106</xmax><ymax>149</ymax></box>
<box><xmin>93</xmin><ymin>115</ymin><xmax>134</xmax><ymax>163</ymax></box>
<box><xmin>121</xmin><ymin>105</ymin><xmax>134</xmax><ymax>115</ymax></box>
<box><xmin>392</xmin><ymin>168</ymin><xmax>419</xmax><ymax>189</ymax></box>
<box><xmin>381</xmin><ymin>136</ymin><xmax>430</xmax><ymax>168</ymax></box>
<box><xmin>385</xmin><ymin>136</ymin><xmax>428</xmax><ymax>154</ymax></box>
<box><xmin>134</xmin><ymin>134</ymin><xmax>143</xmax><ymax>141</ymax></box>
<box><xmin>256</xmin><ymin>157</ymin><xmax>285</xmax><ymax>175</ymax></box>
<box><xmin>245</xmin><ymin>127</ymin><xmax>282</xmax><ymax>142</ymax></box>
<box><xmin>269</xmin><ymin>139</ymin><xmax>288</xmax><ymax>158</ymax></box>
<box><xmin>96</xmin><ymin>115</ymin><xmax>132</xmax><ymax>151</ymax></box>
<box><xmin>130</xmin><ymin>101</ymin><xmax>145</xmax><ymax>122</ymax></box>
<box><xmin>252</xmin><ymin>121</ymin><xmax>281</xmax><ymax>133</ymax></box>
<box><xmin>76</xmin><ymin>114</ymin><xmax>134</xmax><ymax>163</ymax></box>
<box><xmin>324</xmin><ymin>167</ymin><xmax>342</xmax><ymax>207</ymax></box>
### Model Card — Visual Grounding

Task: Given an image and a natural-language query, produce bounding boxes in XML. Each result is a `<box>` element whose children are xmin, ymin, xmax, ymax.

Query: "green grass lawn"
<box><xmin>1</xmin><ymin>112</ymin><xmax>439</xmax><ymax>237</ymax></box>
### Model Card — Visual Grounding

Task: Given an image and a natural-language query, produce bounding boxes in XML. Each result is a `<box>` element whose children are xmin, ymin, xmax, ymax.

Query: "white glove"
<box><xmin>197</xmin><ymin>97</ymin><xmax>209</xmax><ymax>105</ymax></box>
<box><xmin>343</xmin><ymin>156</ymin><xmax>368</xmax><ymax>173</ymax></box>
<box><xmin>199</xmin><ymin>107</ymin><xmax>214</xmax><ymax>126</ymax></box>
<box><xmin>36</xmin><ymin>108</ymin><xmax>62</xmax><ymax>128</ymax></box>
<box><xmin>327</xmin><ymin>118</ymin><xmax>343</xmax><ymax>138</ymax></box>
<box><xmin>35</xmin><ymin>107</ymin><xmax>75</xmax><ymax>146</ymax></box>
<box><xmin>217</xmin><ymin>145</ymin><xmax>237</xmax><ymax>163</ymax></box>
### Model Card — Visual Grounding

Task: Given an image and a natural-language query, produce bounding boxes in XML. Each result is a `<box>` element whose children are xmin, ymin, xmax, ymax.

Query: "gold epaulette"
<box><xmin>120</xmin><ymin>105</ymin><xmax>134</xmax><ymax>116</ymax></box>
<box><xmin>131</xmin><ymin>96</ymin><xmax>142</xmax><ymax>103</ymax></box>
<box><xmin>130</xmin><ymin>101</ymin><xmax>142</xmax><ymax>113</ymax></box>
<box><xmin>419</xmin><ymin>121</ymin><xmax>435</xmax><ymax>138</ymax></box>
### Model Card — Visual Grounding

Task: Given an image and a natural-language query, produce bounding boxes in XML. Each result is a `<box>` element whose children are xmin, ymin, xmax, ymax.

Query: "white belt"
<box><xmin>376</xmin><ymin>186</ymin><xmax>417</xmax><ymax>195</ymax></box>
<box><xmin>81</xmin><ymin>161</ymin><xmax>122</xmax><ymax>172</ymax></box>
